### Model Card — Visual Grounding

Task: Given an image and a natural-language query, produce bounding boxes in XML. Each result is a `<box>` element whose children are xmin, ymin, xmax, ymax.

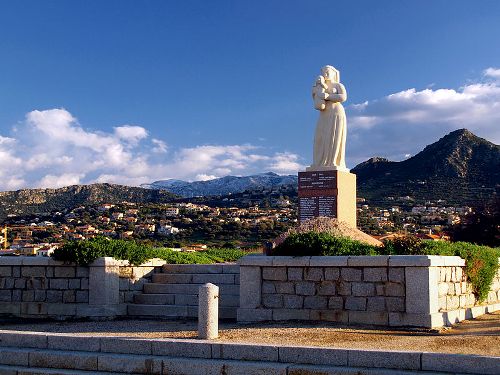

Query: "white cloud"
<box><xmin>114</xmin><ymin>125</ymin><xmax>148</xmax><ymax>145</ymax></box>
<box><xmin>267</xmin><ymin>152</ymin><xmax>304</xmax><ymax>174</ymax></box>
<box><xmin>152</xmin><ymin>138</ymin><xmax>167</xmax><ymax>153</ymax></box>
<box><xmin>346</xmin><ymin>68</ymin><xmax>500</xmax><ymax>165</ymax></box>
<box><xmin>0</xmin><ymin>109</ymin><xmax>303</xmax><ymax>190</ymax></box>
<box><xmin>484</xmin><ymin>67</ymin><xmax>500</xmax><ymax>80</ymax></box>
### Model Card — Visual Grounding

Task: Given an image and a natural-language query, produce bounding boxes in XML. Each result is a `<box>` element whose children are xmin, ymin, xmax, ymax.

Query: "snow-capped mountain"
<box><xmin>141</xmin><ymin>172</ymin><xmax>298</xmax><ymax>197</ymax></box>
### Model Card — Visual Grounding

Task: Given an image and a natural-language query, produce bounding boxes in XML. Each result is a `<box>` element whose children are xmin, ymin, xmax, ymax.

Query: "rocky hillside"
<box><xmin>0</xmin><ymin>183</ymin><xmax>176</xmax><ymax>220</ymax></box>
<box><xmin>142</xmin><ymin>172</ymin><xmax>297</xmax><ymax>197</ymax></box>
<box><xmin>352</xmin><ymin>129</ymin><xmax>500</xmax><ymax>205</ymax></box>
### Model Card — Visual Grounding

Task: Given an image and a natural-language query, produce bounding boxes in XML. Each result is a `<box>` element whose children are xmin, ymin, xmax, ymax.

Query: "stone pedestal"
<box><xmin>298</xmin><ymin>170</ymin><xmax>356</xmax><ymax>227</ymax></box>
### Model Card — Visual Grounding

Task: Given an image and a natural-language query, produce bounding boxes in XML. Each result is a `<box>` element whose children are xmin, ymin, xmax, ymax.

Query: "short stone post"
<box><xmin>198</xmin><ymin>283</ymin><xmax>219</xmax><ymax>339</ymax></box>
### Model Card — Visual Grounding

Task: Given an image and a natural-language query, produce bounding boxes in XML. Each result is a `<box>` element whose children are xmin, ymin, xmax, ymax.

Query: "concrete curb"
<box><xmin>0</xmin><ymin>330</ymin><xmax>498</xmax><ymax>374</ymax></box>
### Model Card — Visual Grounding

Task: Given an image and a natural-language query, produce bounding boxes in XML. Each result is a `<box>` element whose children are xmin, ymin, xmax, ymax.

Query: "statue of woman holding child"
<box><xmin>308</xmin><ymin>65</ymin><xmax>348</xmax><ymax>172</ymax></box>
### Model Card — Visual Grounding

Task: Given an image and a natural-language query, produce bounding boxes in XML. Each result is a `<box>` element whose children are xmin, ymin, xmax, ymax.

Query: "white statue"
<box><xmin>307</xmin><ymin>65</ymin><xmax>348</xmax><ymax>172</ymax></box>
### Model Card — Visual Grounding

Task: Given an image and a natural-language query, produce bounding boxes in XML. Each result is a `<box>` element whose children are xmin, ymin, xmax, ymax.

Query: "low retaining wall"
<box><xmin>0</xmin><ymin>257</ymin><xmax>166</xmax><ymax>319</ymax></box>
<box><xmin>237</xmin><ymin>255</ymin><xmax>500</xmax><ymax>328</ymax></box>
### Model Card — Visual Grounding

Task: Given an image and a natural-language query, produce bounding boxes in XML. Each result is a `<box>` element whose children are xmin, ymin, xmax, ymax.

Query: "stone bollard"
<box><xmin>198</xmin><ymin>283</ymin><xmax>219</xmax><ymax>339</ymax></box>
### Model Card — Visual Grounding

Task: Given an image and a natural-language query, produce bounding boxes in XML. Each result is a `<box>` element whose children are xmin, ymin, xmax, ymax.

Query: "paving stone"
<box><xmin>0</xmin><ymin>267</ymin><xmax>12</xmax><ymax>277</ymax></box>
<box><xmin>47</xmin><ymin>303</ymin><xmax>76</xmax><ymax>316</ymax></box>
<box><xmin>11</xmin><ymin>290</ymin><xmax>22</xmax><ymax>302</ymax></box>
<box><xmin>310</xmin><ymin>309</ymin><xmax>349</xmax><ymax>323</ymax></box>
<box><xmin>0</xmin><ymin>332</ymin><xmax>47</xmax><ymax>348</ymax></box>
<box><xmin>348</xmin><ymin>256</ymin><xmax>388</xmax><ymax>267</ymax></box>
<box><xmin>14</xmin><ymin>279</ymin><xmax>26</xmax><ymax>289</ymax></box>
<box><xmin>341</xmin><ymin>268</ymin><xmax>362</xmax><ymax>281</ymax></box>
<box><xmin>34</xmin><ymin>290</ymin><xmax>46</xmax><ymax>302</ymax></box>
<box><xmin>63</xmin><ymin>290</ymin><xmax>76</xmax><ymax>303</ymax></box>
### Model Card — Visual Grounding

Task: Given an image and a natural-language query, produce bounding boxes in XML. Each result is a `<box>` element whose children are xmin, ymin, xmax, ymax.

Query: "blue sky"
<box><xmin>1</xmin><ymin>1</ymin><xmax>500</xmax><ymax>189</ymax></box>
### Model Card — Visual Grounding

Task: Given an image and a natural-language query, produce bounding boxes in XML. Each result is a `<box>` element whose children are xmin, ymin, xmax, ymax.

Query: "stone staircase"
<box><xmin>127</xmin><ymin>263</ymin><xmax>240</xmax><ymax>320</ymax></box>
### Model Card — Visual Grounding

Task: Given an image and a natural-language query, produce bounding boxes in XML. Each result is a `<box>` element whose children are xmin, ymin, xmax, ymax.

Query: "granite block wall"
<box><xmin>0</xmin><ymin>257</ymin><xmax>165</xmax><ymax>319</ymax></box>
<box><xmin>237</xmin><ymin>255</ymin><xmax>500</xmax><ymax>328</ymax></box>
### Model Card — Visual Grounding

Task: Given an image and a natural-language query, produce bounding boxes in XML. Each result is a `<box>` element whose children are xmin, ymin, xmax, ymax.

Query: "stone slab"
<box><xmin>152</xmin><ymin>339</ymin><xmax>211</xmax><ymax>358</ymax></box>
<box><xmin>97</xmin><ymin>353</ymin><xmax>161</xmax><ymax>374</ymax></box>
<box><xmin>29</xmin><ymin>350</ymin><xmax>98</xmax><ymax>371</ymax></box>
<box><xmin>309</xmin><ymin>256</ymin><xmax>349</xmax><ymax>267</ymax></box>
<box><xmin>211</xmin><ymin>343</ymin><xmax>279</xmax><ymax>361</ymax></box>
<box><xmin>279</xmin><ymin>346</ymin><xmax>348</xmax><ymax>366</ymax></box>
<box><xmin>0</xmin><ymin>347</ymin><xmax>29</xmax><ymax>366</ymax></box>
<box><xmin>347</xmin><ymin>256</ymin><xmax>388</xmax><ymax>267</ymax></box>
<box><xmin>238</xmin><ymin>256</ymin><xmax>273</xmax><ymax>266</ymax></box>
<box><xmin>48</xmin><ymin>335</ymin><xmax>100</xmax><ymax>352</ymax></box>
<box><xmin>347</xmin><ymin>349</ymin><xmax>421</xmax><ymax>370</ymax></box>
<box><xmin>422</xmin><ymin>352</ymin><xmax>500</xmax><ymax>375</ymax></box>
<box><xmin>100</xmin><ymin>337</ymin><xmax>152</xmax><ymax>355</ymax></box>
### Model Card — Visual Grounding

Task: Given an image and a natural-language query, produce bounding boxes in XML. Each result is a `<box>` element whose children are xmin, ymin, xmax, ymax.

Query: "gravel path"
<box><xmin>1</xmin><ymin>312</ymin><xmax>499</xmax><ymax>356</ymax></box>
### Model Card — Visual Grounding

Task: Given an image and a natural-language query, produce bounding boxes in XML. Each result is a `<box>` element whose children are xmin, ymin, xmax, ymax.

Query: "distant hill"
<box><xmin>0</xmin><ymin>129</ymin><xmax>498</xmax><ymax>221</ymax></box>
<box><xmin>142</xmin><ymin>172</ymin><xmax>297</xmax><ymax>198</ymax></box>
<box><xmin>352</xmin><ymin>129</ymin><xmax>500</xmax><ymax>205</ymax></box>
<box><xmin>0</xmin><ymin>183</ymin><xmax>176</xmax><ymax>220</ymax></box>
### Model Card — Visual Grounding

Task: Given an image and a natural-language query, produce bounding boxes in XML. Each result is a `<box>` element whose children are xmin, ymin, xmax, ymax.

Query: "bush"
<box><xmin>52</xmin><ymin>237</ymin><xmax>245</xmax><ymax>266</ymax></box>
<box><xmin>271</xmin><ymin>232</ymin><xmax>379</xmax><ymax>257</ymax></box>
<box><xmin>273</xmin><ymin>232</ymin><xmax>500</xmax><ymax>302</ymax></box>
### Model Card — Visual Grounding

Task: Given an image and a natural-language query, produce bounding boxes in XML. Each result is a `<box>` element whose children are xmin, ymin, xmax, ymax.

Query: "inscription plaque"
<box><xmin>298</xmin><ymin>171</ymin><xmax>338</xmax><ymax>223</ymax></box>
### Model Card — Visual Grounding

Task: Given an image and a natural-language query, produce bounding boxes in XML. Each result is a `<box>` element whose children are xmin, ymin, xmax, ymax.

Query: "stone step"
<box><xmin>134</xmin><ymin>293</ymin><xmax>240</xmax><ymax>307</ymax></box>
<box><xmin>152</xmin><ymin>272</ymin><xmax>238</xmax><ymax>285</ymax></box>
<box><xmin>0</xmin><ymin>364</ymin><xmax>131</xmax><ymax>375</ymax></box>
<box><xmin>143</xmin><ymin>283</ymin><xmax>240</xmax><ymax>295</ymax></box>
<box><xmin>161</xmin><ymin>264</ymin><xmax>239</xmax><ymax>274</ymax></box>
<box><xmin>127</xmin><ymin>304</ymin><xmax>237</xmax><ymax>319</ymax></box>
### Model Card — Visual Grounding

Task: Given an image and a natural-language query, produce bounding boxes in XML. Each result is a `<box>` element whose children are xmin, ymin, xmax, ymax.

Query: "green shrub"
<box><xmin>52</xmin><ymin>237</ymin><xmax>245</xmax><ymax>266</ymax></box>
<box><xmin>272</xmin><ymin>232</ymin><xmax>499</xmax><ymax>302</ymax></box>
<box><xmin>271</xmin><ymin>232</ymin><xmax>379</xmax><ymax>257</ymax></box>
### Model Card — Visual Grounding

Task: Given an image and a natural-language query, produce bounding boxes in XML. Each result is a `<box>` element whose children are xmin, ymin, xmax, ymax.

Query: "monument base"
<box><xmin>298</xmin><ymin>169</ymin><xmax>356</xmax><ymax>227</ymax></box>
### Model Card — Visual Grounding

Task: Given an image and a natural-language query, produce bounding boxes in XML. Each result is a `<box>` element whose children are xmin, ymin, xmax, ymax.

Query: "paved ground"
<box><xmin>1</xmin><ymin>312</ymin><xmax>499</xmax><ymax>356</ymax></box>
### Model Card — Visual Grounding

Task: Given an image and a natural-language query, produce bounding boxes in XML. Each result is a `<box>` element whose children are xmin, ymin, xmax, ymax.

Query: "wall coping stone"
<box><xmin>239</xmin><ymin>255</ymin><xmax>466</xmax><ymax>267</ymax></box>
<box><xmin>0</xmin><ymin>256</ymin><xmax>169</xmax><ymax>268</ymax></box>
